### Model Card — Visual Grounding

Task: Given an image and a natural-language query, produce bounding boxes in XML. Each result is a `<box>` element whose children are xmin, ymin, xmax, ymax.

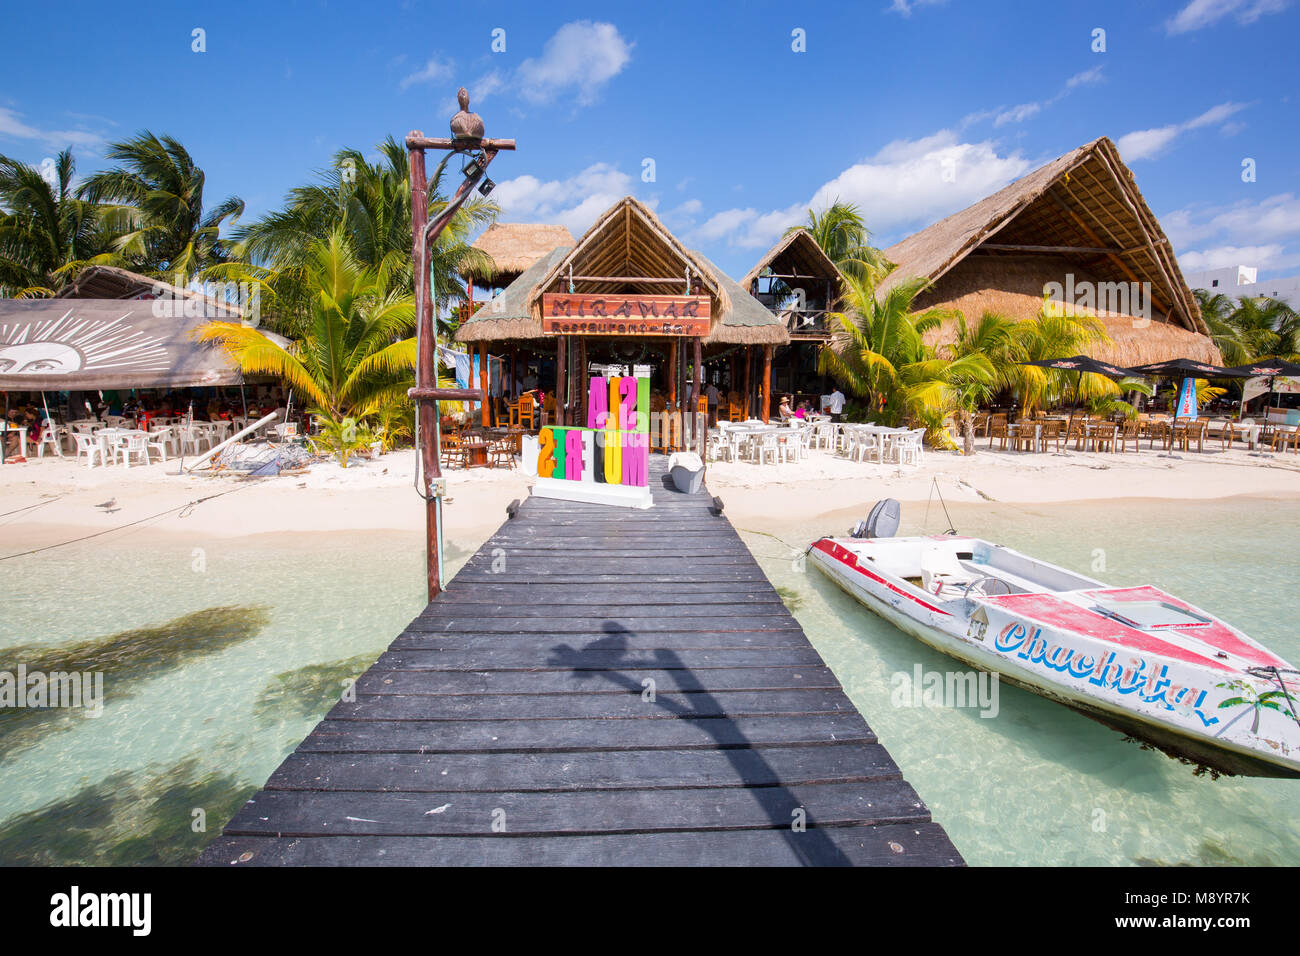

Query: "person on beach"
<box><xmin>828</xmin><ymin>387</ymin><xmax>845</xmax><ymax>422</ymax></box>
<box><xmin>706</xmin><ymin>382</ymin><xmax>719</xmax><ymax>425</ymax></box>
<box><xmin>779</xmin><ymin>395</ymin><xmax>795</xmax><ymax>420</ymax></box>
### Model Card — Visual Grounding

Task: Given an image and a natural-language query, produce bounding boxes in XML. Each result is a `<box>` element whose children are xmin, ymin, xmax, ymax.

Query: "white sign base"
<box><xmin>531</xmin><ymin>477</ymin><xmax>654</xmax><ymax>510</ymax></box>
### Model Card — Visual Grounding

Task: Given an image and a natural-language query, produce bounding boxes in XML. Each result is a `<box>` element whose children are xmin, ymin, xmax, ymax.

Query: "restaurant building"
<box><xmin>455</xmin><ymin>196</ymin><xmax>789</xmax><ymax>444</ymax></box>
<box><xmin>878</xmin><ymin>136</ymin><xmax>1221</xmax><ymax>367</ymax></box>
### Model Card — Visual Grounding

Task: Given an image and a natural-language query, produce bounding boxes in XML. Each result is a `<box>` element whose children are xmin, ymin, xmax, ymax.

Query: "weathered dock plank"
<box><xmin>196</xmin><ymin>457</ymin><xmax>962</xmax><ymax>867</ymax></box>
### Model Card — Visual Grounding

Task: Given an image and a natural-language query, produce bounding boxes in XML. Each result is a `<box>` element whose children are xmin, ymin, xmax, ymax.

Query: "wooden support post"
<box><xmin>578</xmin><ymin>336</ymin><xmax>587</xmax><ymax>426</ymax></box>
<box><xmin>761</xmin><ymin>344</ymin><xmax>772</xmax><ymax>424</ymax></box>
<box><xmin>743</xmin><ymin>347</ymin><xmax>752</xmax><ymax>420</ymax></box>
<box><xmin>669</xmin><ymin>339</ymin><xmax>678</xmax><ymax>409</ymax></box>
<box><xmin>478</xmin><ymin>343</ymin><xmax>489</xmax><ymax>427</ymax></box>
<box><xmin>692</xmin><ymin>336</ymin><xmax>702</xmax><ymax>444</ymax></box>
<box><xmin>555</xmin><ymin>336</ymin><xmax>566</xmax><ymax>427</ymax></box>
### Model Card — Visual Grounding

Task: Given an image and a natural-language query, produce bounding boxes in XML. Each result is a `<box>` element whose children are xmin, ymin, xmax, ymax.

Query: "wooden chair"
<box><xmin>1118</xmin><ymin>418</ymin><xmax>1142</xmax><ymax>453</ymax></box>
<box><xmin>1011</xmin><ymin>421</ymin><xmax>1038</xmax><ymax>453</ymax></box>
<box><xmin>1270</xmin><ymin>425</ymin><xmax>1298</xmax><ymax>453</ymax></box>
<box><xmin>517</xmin><ymin>393</ymin><xmax>536</xmax><ymax>430</ymax></box>
<box><xmin>1066</xmin><ymin>417</ymin><xmax>1088</xmax><ymax>451</ymax></box>
<box><xmin>1090</xmin><ymin>421</ymin><xmax>1119</xmax><ymax>453</ymax></box>
<box><xmin>988</xmin><ymin>414</ymin><xmax>1009</xmax><ymax>450</ymax></box>
<box><xmin>1039</xmin><ymin>419</ymin><xmax>1063</xmax><ymax>453</ymax></box>
<box><xmin>441</xmin><ymin>434</ymin><xmax>468</xmax><ymax>469</ymax></box>
<box><xmin>488</xmin><ymin>437</ymin><xmax>515</xmax><ymax>469</ymax></box>
<box><xmin>1182</xmin><ymin>420</ymin><xmax>1209</xmax><ymax>453</ymax></box>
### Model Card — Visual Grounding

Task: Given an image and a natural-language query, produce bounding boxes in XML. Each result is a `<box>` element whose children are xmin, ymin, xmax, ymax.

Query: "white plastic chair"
<box><xmin>73</xmin><ymin>433</ymin><xmax>105</xmax><ymax>468</ymax></box>
<box><xmin>891</xmin><ymin>428</ymin><xmax>925</xmax><ymax>466</ymax></box>
<box><xmin>115</xmin><ymin>433</ymin><xmax>149</xmax><ymax>467</ymax></box>
<box><xmin>36</xmin><ymin>425</ymin><xmax>64</xmax><ymax>459</ymax></box>
<box><xmin>145</xmin><ymin>430</ymin><xmax>171</xmax><ymax>463</ymax></box>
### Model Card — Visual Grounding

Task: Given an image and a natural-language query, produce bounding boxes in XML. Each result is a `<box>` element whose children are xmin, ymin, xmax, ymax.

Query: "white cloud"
<box><xmin>491</xmin><ymin>162</ymin><xmax>634</xmax><ymax>235</ymax></box>
<box><xmin>1166</xmin><ymin>0</ymin><xmax>1289</xmax><ymax>34</ymax></box>
<box><xmin>1178</xmin><ymin>243</ymin><xmax>1293</xmax><ymax>271</ymax></box>
<box><xmin>1168</xmin><ymin>193</ymin><xmax>1300</xmax><ymax>276</ymax></box>
<box><xmin>967</xmin><ymin>65</ymin><xmax>1105</xmax><ymax>130</ymax></box>
<box><xmin>887</xmin><ymin>0</ymin><xmax>947</xmax><ymax>15</ymax></box>
<box><xmin>692</xmin><ymin>131</ymin><xmax>1032</xmax><ymax>250</ymax></box>
<box><xmin>1116</xmin><ymin>101</ymin><xmax>1248</xmax><ymax>161</ymax></box>
<box><xmin>0</xmin><ymin>106</ymin><xmax>103</xmax><ymax>151</ymax></box>
<box><xmin>517</xmin><ymin>21</ymin><xmax>632</xmax><ymax>106</ymax></box>
<box><xmin>400</xmin><ymin>57</ymin><xmax>453</xmax><ymax>91</ymax></box>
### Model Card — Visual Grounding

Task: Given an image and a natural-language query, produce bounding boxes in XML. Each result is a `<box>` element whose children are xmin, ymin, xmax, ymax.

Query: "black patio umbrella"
<box><xmin>1018</xmin><ymin>355</ymin><xmax>1139</xmax><ymax>444</ymax></box>
<box><xmin>1223</xmin><ymin>357</ymin><xmax>1300</xmax><ymax>435</ymax></box>
<box><xmin>1130</xmin><ymin>358</ymin><xmax>1251</xmax><ymax>423</ymax></box>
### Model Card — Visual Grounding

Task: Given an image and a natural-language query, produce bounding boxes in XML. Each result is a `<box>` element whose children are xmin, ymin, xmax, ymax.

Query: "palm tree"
<box><xmin>1010</xmin><ymin>304</ymin><xmax>1111</xmax><ymax>414</ymax></box>
<box><xmin>1229</xmin><ymin>295</ymin><xmax>1300</xmax><ymax>360</ymax></box>
<box><xmin>77</xmin><ymin>131</ymin><xmax>243</xmax><ymax>278</ymax></box>
<box><xmin>0</xmin><ymin>149</ymin><xmax>119</xmax><ymax>296</ymax></box>
<box><xmin>221</xmin><ymin>136</ymin><xmax>495</xmax><ymax>337</ymax></box>
<box><xmin>819</xmin><ymin>274</ymin><xmax>991</xmax><ymax>445</ymax></box>
<box><xmin>941</xmin><ymin>311</ymin><xmax>1022</xmax><ymax>454</ymax></box>
<box><xmin>1195</xmin><ymin>289</ymin><xmax>1250</xmax><ymax>367</ymax></box>
<box><xmin>197</xmin><ymin>229</ymin><xmax>418</xmax><ymax>465</ymax></box>
<box><xmin>789</xmin><ymin>200</ymin><xmax>891</xmax><ymax>285</ymax></box>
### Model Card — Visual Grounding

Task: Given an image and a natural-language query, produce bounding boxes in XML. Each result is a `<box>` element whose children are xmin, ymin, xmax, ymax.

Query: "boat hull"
<box><xmin>809</xmin><ymin>536</ymin><xmax>1300</xmax><ymax>778</ymax></box>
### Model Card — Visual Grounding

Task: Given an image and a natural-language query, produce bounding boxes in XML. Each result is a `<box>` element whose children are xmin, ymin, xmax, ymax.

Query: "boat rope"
<box><xmin>0</xmin><ymin>486</ymin><xmax>247</xmax><ymax>563</ymax></box>
<box><xmin>0</xmin><ymin>494</ymin><xmax>65</xmax><ymax>518</ymax></box>
<box><xmin>924</xmin><ymin>476</ymin><xmax>957</xmax><ymax>535</ymax></box>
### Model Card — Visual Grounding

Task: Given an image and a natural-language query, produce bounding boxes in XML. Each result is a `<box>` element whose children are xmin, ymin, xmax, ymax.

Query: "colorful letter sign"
<box><xmin>537</xmin><ymin>375</ymin><xmax>650</xmax><ymax>491</ymax></box>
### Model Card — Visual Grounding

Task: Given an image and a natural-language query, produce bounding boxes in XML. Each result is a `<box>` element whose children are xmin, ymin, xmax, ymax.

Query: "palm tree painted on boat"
<box><xmin>1216</xmin><ymin>679</ymin><xmax>1295</xmax><ymax>735</ymax></box>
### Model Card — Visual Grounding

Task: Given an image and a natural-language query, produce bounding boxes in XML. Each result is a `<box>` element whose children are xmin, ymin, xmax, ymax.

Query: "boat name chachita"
<box><xmin>995</xmin><ymin>622</ymin><xmax>1216</xmax><ymax>726</ymax></box>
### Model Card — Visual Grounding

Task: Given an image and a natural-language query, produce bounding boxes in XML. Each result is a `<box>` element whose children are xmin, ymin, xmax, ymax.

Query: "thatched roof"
<box><xmin>57</xmin><ymin>264</ymin><xmax>243</xmax><ymax>317</ymax></box>
<box><xmin>456</xmin><ymin>196</ymin><xmax>788</xmax><ymax>346</ymax></box>
<box><xmin>740</xmin><ymin>228</ymin><xmax>843</xmax><ymax>291</ymax></box>
<box><xmin>461</xmin><ymin>223</ymin><xmax>575</xmax><ymax>283</ymax></box>
<box><xmin>880</xmin><ymin>137</ymin><xmax>1206</xmax><ymax>341</ymax></box>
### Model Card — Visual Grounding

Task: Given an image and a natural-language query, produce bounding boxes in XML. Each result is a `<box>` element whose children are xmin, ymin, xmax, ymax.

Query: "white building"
<box><xmin>1181</xmin><ymin>264</ymin><xmax>1300</xmax><ymax>308</ymax></box>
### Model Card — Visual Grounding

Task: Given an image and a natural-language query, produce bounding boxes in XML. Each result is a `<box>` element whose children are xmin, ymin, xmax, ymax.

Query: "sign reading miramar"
<box><xmin>541</xmin><ymin>293</ymin><xmax>710</xmax><ymax>336</ymax></box>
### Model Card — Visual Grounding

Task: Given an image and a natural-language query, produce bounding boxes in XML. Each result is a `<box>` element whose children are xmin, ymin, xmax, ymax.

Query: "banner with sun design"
<box><xmin>0</xmin><ymin>300</ymin><xmax>270</xmax><ymax>390</ymax></box>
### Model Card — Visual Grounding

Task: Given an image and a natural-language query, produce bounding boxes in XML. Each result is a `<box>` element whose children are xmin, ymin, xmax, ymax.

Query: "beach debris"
<box><xmin>210</xmin><ymin>439</ymin><xmax>318</xmax><ymax>477</ymax></box>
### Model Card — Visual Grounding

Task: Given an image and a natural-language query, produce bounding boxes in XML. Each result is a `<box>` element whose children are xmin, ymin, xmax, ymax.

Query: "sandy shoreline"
<box><xmin>2</xmin><ymin>446</ymin><xmax>1297</xmax><ymax>554</ymax></box>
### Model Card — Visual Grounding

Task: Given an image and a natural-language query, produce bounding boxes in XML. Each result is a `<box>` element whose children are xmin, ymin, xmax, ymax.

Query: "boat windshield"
<box><xmin>1089</xmin><ymin>597</ymin><xmax>1211</xmax><ymax>630</ymax></box>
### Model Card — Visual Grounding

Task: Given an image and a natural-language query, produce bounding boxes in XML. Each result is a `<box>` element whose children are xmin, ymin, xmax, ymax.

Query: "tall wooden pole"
<box><xmin>761</xmin><ymin>344</ymin><xmax>772</xmax><ymax>424</ymax></box>
<box><xmin>405</xmin><ymin>94</ymin><xmax>515</xmax><ymax>602</ymax></box>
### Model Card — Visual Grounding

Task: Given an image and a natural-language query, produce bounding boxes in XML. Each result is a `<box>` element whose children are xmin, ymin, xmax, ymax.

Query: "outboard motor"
<box><xmin>851</xmin><ymin>498</ymin><xmax>901</xmax><ymax>539</ymax></box>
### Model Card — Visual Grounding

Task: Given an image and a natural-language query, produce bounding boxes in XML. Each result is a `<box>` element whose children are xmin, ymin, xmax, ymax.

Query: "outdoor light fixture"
<box><xmin>478</xmin><ymin>177</ymin><xmax>495</xmax><ymax>196</ymax></box>
<box><xmin>461</xmin><ymin>156</ymin><xmax>483</xmax><ymax>181</ymax></box>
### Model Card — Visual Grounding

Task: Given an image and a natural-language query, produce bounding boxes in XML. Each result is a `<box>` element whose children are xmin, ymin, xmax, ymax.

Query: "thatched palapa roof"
<box><xmin>880</xmin><ymin>137</ymin><xmax>1218</xmax><ymax>364</ymax></box>
<box><xmin>58</xmin><ymin>264</ymin><xmax>244</xmax><ymax>317</ymax></box>
<box><xmin>460</xmin><ymin>222</ymin><xmax>576</xmax><ymax>283</ymax></box>
<box><xmin>456</xmin><ymin>196</ymin><xmax>788</xmax><ymax>346</ymax></box>
<box><xmin>740</xmin><ymin>228</ymin><xmax>843</xmax><ymax>291</ymax></box>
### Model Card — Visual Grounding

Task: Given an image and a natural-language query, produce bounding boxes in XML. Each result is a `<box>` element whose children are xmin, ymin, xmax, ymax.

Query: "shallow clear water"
<box><xmin>0</xmin><ymin>528</ymin><xmax>437</xmax><ymax>865</ymax></box>
<box><xmin>3</xmin><ymin>497</ymin><xmax>1298</xmax><ymax>865</ymax></box>
<box><xmin>736</xmin><ymin>495</ymin><xmax>1300</xmax><ymax>866</ymax></box>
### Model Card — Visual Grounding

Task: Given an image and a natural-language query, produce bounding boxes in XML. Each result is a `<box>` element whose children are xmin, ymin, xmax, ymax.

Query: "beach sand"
<box><xmin>2</xmin><ymin>444</ymin><xmax>1297</xmax><ymax>557</ymax></box>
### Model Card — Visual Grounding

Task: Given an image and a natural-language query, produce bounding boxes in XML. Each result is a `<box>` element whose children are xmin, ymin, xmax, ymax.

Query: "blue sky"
<box><xmin>2</xmin><ymin>0</ymin><xmax>1298</xmax><ymax>282</ymax></box>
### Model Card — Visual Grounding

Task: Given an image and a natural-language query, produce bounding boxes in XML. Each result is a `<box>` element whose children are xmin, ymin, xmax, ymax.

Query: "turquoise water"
<box><xmin>2</xmin><ymin>497</ymin><xmax>1298</xmax><ymax>865</ymax></box>
<box><xmin>737</xmin><ymin>495</ymin><xmax>1300</xmax><ymax>866</ymax></box>
<box><xmin>0</xmin><ymin>529</ymin><xmax>433</xmax><ymax>865</ymax></box>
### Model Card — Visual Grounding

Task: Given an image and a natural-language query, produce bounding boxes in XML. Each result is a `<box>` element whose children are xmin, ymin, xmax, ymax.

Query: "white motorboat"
<box><xmin>809</xmin><ymin>506</ymin><xmax>1300</xmax><ymax>778</ymax></box>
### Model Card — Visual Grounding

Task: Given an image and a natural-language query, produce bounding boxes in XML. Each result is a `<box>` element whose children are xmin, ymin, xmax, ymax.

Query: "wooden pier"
<box><xmin>197</xmin><ymin>458</ymin><xmax>962</xmax><ymax>866</ymax></box>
